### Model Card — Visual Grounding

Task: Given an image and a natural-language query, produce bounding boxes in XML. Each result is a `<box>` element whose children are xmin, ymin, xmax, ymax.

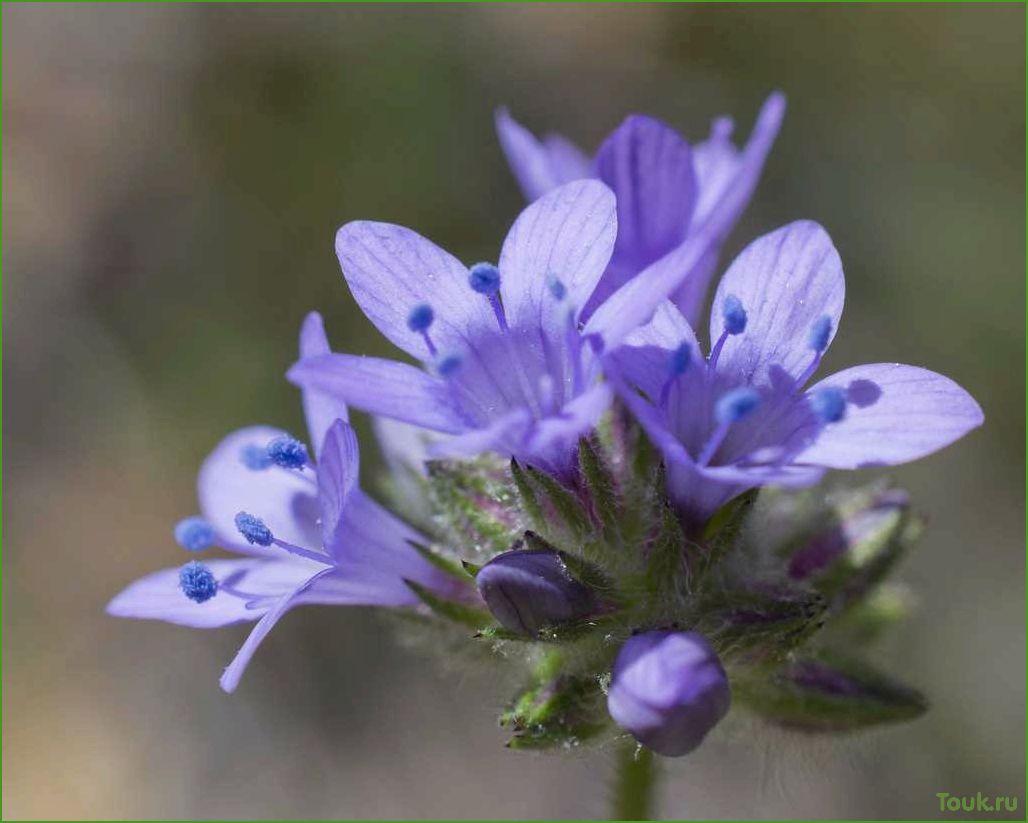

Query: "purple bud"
<box><xmin>607</xmin><ymin>631</ymin><xmax>730</xmax><ymax>757</ymax></box>
<box><xmin>475</xmin><ymin>549</ymin><xmax>594</xmax><ymax>635</ymax></box>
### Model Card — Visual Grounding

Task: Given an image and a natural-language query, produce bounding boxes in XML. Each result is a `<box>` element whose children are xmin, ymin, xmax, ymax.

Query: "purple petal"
<box><xmin>793</xmin><ymin>363</ymin><xmax>984</xmax><ymax>469</ymax></box>
<box><xmin>316</xmin><ymin>419</ymin><xmax>361</xmax><ymax>557</ymax></box>
<box><xmin>498</xmin><ymin>180</ymin><xmax>617</xmax><ymax>332</ymax></box>
<box><xmin>495</xmin><ymin>107</ymin><xmax>564</xmax><ymax>201</ymax></box>
<box><xmin>542</xmin><ymin>133</ymin><xmax>591</xmax><ymax>183</ymax></box>
<box><xmin>287</xmin><ymin>354</ymin><xmax>464</xmax><ymax>434</ymax></box>
<box><xmin>586</xmin><ymin>93</ymin><xmax>786</xmax><ymax>341</ymax></box>
<box><xmin>219</xmin><ymin>566</ymin><xmax>333</xmax><ymax>693</ymax></box>
<box><xmin>710</xmin><ymin>220</ymin><xmax>845</xmax><ymax>387</ymax></box>
<box><xmin>106</xmin><ymin>560</ymin><xmax>267</xmax><ymax>628</ymax></box>
<box><xmin>609</xmin><ymin>301</ymin><xmax>700</xmax><ymax>402</ymax></box>
<box><xmin>428</xmin><ymin>407</ymin><xmax>534</xmax><ymax>461</ymax></box>
<box><xmin>523</xmin><ymin>382</ymin><xmax>613</xmax><ymax>473</ymax></box>
<box><xmin>298</xmin><ymin>312</ymin><xmax>348</xmax><ymax>458</ymax></box>
<box><xmin>334</xmin><ymin>221</ymin><xmax>494</xmax><ymax>361</ymax></box>
<box><xmin>593</xmin><ymin>115</ymin><xmax>696</xmax><ymax>288</ymax></box>
<box><xmin>198</xmin><ymin>426</ymin><xmax>324</xmax><ymax>557</ymax></box>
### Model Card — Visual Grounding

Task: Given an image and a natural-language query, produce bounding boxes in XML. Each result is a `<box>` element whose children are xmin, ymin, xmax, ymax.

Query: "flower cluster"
<box><xmin>109</xmin><ymin>94</ymin><xmax>982</xmax><ymax>760</ymax></box>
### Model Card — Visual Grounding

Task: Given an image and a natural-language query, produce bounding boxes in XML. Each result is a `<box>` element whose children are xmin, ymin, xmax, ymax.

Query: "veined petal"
<box><xmin>586</xmin><ymin>93</ymin><xmax>786</xmax><ymax>342</ymax></box>
<box><xmin>334</xmin><ymin>221</ymin><xmax>494</xmax><ymax>361</ymax></box>
<box><xmin>198</xmin><ymin>426</ymin><xmax>323</xmax><ymax>557</ymax></box>
<box><xmin>106</xmin><ymin>560</ymin><xmax>267</xmax><ymax>628</ymax></box>
<box><xmin>299</xmin><ymin>312</ymin><xmax>348</xmax><ymax>459</ymax></box>
<box><xmin>710</xmin><ymin>220</ymin><xmax>845</xmax><ymax>387</ymax></box>
<box><xmin>495</xmin><ymin>107</ymin><xmax>565</xmax><ymax>201</ymax></box>
<box><xmin>594</xmin><ymin>114</ymin><xmax>696</xmax><ymax>276</ymax></box>
<box><xmin>498</xmin><ymin>180</ymin><xmax>617</xmax><ymax>332</ymax></box>
<box><xmin>316</xmin><ymin>420</ymin><xmax>361</xmax><ymax>557</ymax></box>
<box><xmin>288</xmin><ymin>354</ymin><xmax>465</xmax><ymax>434</ymax></box>
<box><xmin>793</xmin><ymin>363</ymin><xmax>984</xmax><ymax>469</ymax></box>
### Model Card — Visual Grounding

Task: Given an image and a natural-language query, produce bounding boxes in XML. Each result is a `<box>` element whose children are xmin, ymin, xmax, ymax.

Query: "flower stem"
<box><xmin>611</xmin><ymin>742</ymin><xmax>658</xmax><ymax>820</ymax></box>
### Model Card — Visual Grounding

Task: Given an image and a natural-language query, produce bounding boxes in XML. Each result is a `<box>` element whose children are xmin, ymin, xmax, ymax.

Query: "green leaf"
<box><xmin>403</xmin><ymin>579</ymin><xmax>491</xmax><ymax>629</ymax></box>
<box><xmin>735</xmin><ymin>652</ymin><xmax>928</xmax><ymax>732</ymax></box>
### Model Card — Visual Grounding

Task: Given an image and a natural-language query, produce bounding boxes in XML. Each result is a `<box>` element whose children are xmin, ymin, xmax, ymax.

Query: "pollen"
<box><xmin>715</xmin><ymin>387</ymin><xmax>761</xmax><ymax>425</ymax></box>
<box><xmin>179</xmin><ymin>561</ymin><xmax>218</xmax><ymax>603</ymax></box>
<box><xmin>174</xmin><ymin>516</ymin><xmax>215</xmax><ymax>552</ymax></box>
<box><xmin>267</xmin><ymin>435</ymin><xmax>309</xmax><ymax>470</ymax></box>
<box><xmin>468</xmin><ymin>262</ymin><xmax>501</xmax><ymax>295</ymax></box>
<box><xmin>809</xmin><ymin>386</ymin><xmax>847</xmax><ymax>423</ymax></box>
<box><xmin>808</xmin><ymin>315</ymin><xmax>833</xmax><ymax>353</ymax></box>
<box><xmin>234</xmin><ymin>512</ymin><xmax>274</xmax><ymax>546</ymax></box>
<box><xmin>722</xmin><ymin>294</ymin><xmax>748</xmax><ymax>335</ymax></box>
<box><xmin>407</xmin><ymin>303</ymin><xmax>435</xmax><ymax>333</ymax></box>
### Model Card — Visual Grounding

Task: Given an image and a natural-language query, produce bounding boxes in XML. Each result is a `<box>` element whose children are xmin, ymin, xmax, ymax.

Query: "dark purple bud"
<box><xmin>475</xmin><ymin>549</ymin><xmax>594</xmax><ymax>635</ymax></box>
<box><xmin>607</xmin><ymin>631</ymin><xmax>730</xmax><ymax>757</ymax></box>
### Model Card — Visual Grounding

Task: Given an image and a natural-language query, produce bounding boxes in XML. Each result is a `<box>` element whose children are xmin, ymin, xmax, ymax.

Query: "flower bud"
<box><xmin>475</xmin><ymin>549</ymin><xmax>594</xmax><ymax>635</ymax></box>
<box><xmin>786</xmin><ymin>488</ymin><xmax>914</xmax><ymax>605</ymax></box>
<box><xmin>607</xmin><ymin>631</ymin><xmax>730</xmax><ymax>757</ymax></box>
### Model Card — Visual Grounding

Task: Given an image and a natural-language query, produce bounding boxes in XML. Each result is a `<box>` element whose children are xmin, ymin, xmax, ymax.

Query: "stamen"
<box><xmin>407</xmin><ymin>303</ymin><xmax>437</xmax><ymax>356</ymax></box>
<box><xmin>240</xmin><ymin>443</ymin><xmax>272</xmax><ymax>470</ymax></box>
<box><xmin>809</xmin><ymin>386</ymin><xmax>847</xmax><ymax>423</ymax></box>
<box><xmin>796</xmin><ymin>314</ymin><xmax>833</xmax><ymax>387</ymax></box>
<box><xmin>234</xmin><ymin>512</ymin><xmax>274</xmax><ymax>546</ymax></box>
<box><xmin>266</xmin><ymin>435</ymin><xmax>309</xmax><ymax>470</ymax></box>
<box><xmin>179</xmin><ymin>561</ymin><xmax>218</xmax><ymax>603</ymax></box>
<box><xmin>174</xmin><ymin>516</ymin><xmax>215</xmax><ymax>552</ymax></box>
<box><xmin>437</xmin><ymin>353</ymin><xmax>463</xmax><ymax>378</ymax></box>
<box><xmin>547</xmin><ymin>273</ymin><xmax>567</xmax><ymax>301</ymax></box>
<box><xmin>233</xmin><ymin>511</ymin><xmax>328</xmax><ymax>563</ymax></box>
<box><xmin>698</xmin><ymin>387</ymin><xmax>761</xmax><ymax>466</ymax></box>
<box><xmin>709</xmin><ymin>294</ymin><xmax>747</xmax><ymax>370</ymax></box>
<box><xmin>468</xmin><ymin>262</ymin><xmax>508</xmax><ymax>331</ymax></box>
<box><xmin>659</xmin><ymin>342</ymin><xmax>692</xmax><ymax>407</ymax></box>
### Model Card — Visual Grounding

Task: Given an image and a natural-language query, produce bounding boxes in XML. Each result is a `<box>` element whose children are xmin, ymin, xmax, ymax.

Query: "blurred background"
<box><xmin>3</xmin><ymin>3</ymin><xmax>1024</xmax><ymax>819</ymax></box>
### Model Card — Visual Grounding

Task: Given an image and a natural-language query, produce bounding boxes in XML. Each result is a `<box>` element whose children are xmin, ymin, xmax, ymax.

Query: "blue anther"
<box><xmin>715</xmin><ymin>387</ymin><xmax>761</xmax><ymax>425</ymax></box>
<box><xmin>267</xmin><ymin>435</ymin><xmax>309</xmax><ymax>469</ymax></box>
<box><xmin>722</xmin><ymin>294</ymin><xmax>748</xmax><ymax>335</ymax></box>
<box><xmin>668</xmin><ymin>342</ymin><xmax>692</xmax><ymax>376</ymax></box>
<box><xmin>547</xmin><ymin>274</ymin><xmax>567</xmax><ymax>301</ymax></box>
<box><xmin>809</xmin><ymin>386</ymin><xmax>847</xmax><ymax>423</ymax></box>
<box><xmin>174</xmin><ymin>516</ymin><xmax>215</xmax><ymax>552</ymax></box>
<box><xmin>468</xmin><ymin>262</ymin><xmax>501</xmax><ymax>295</ymax></box>
<box><xmin>437</xmin><ymin>353</ymin><xmax>463</xmax><ymax>378</ymax></box>
<box><xmin>808</xmin><ymin>315</ymin><xmax>833</xmax><ymax>353</ymax></box>
<box><xmin>179</xmin><ymin>561</ymin><xmax>218</xmax><ymax>603</ymax></box>
<box><xmin>235</xmin><ymin>512</ymin><xmax>274</xmax><ymax>546</ymax></box>
<box><xmin>240</xmin><ymin>443</ymin><xmax>273</xmax><ymax>470</ymax></box>
<box><xmin>407</xmin><ymin>303</ymin><xmax>435</xmax><ymax>333</ymax></box>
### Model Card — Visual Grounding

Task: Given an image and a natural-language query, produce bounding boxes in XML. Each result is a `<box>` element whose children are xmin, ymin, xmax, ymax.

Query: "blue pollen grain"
<box><xmin>235</xmin><ymin>511</ymin><xmax>274</xmax><ymax>546</ymax></box>
<box><xmin>179</xmin><ymin>561</ymin><xmax>218</xmax><ymax>603</ymax></box>
<box><xmin>407</xmin><ymin>303</ymin><xmax>435</xmax><ymax>333</ymax></box>
<box><xmin>174</xmin><ymin>516</ymin><xmax>215</xmax><ymax>552</ymax></box>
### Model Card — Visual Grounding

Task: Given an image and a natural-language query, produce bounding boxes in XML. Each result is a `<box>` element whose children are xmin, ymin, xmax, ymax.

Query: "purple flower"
<box><xmin>610</xmin><ymin>221</ymin><xmax>984</xmax><ymax>526</ymax></box>
<box><xmin>288</xmin><ymin>180</ymin><xmax>695</xmax><ymax>478</ymax></box>
<box><xmin>107</xmin><ymin>312</ymin><xmax>459</xmax><ymax>692</ymax></box>
<box><xmin>496</xmin><ymin>93</ymin><xmax>786</xmax><ymax>323</ymax></box>
<box><xmin>607</xmin><ymin>631</ymin><xmax>731</xmax><ymax>757</ymax></box>
<box><xmin>476</xmin><ymin>548</ymin><xmax>595</xmax><ymax>635</ymax></box>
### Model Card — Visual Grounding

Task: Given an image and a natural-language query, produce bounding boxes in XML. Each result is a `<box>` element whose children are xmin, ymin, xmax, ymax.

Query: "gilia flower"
<box><xmin>611</xmin><ymin>220</ymin><xmax>984</xmax><ymax>527</ymax></box>
<box><xmin>607</xmin><ymin>631</ymin><xmax>731</xmax><ymax>757</ymax></box>
<box><xmin>107</xmin><ymin>313</ymin><xmax>459</xmax><ymax>692</ymax></box>
<box><xmin>495</xmin><ymin>93</ymin><xmax>786</xmax><ymax>322</ymax></box>
<box><xmin>289</xmin><ymin>180</ymin><xmax>696</xmax><ymax>478</ymax></box>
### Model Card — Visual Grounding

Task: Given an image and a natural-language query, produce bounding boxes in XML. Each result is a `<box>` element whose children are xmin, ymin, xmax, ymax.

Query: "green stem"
<box><xmin>611</xmin><ymin>743</ymin><xmax>658</xmax><ymax>820</ymax></box>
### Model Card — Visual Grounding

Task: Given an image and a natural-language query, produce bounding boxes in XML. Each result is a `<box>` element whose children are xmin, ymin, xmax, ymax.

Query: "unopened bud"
<box><xmin>607</xmin><ymin>631</ymin><xmax>731</xmax><ymax>757</ymax></box>
<box><xmin>475</xmin><ymin>549</ymin><xmax>595</xmax><ymax>635</ymax></box>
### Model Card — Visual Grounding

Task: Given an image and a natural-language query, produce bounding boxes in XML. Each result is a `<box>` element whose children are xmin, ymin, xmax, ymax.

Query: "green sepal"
<box><xmin>578</xmin><ymin>436</ymin><xmax>619</xmax><ymax>535</ymax></box>
<box><xmin>643</xmin><ymin>502</ymin><xmax>694</xmax><ymax>604</ymax></box>
<box><xmin>699</xmin><ymin>489</ymin><xmax>759</xmax><ymax>576</ymax></box>
<box><xmin>694</xmin><ymin>587</ymin><xmax>827</xmax><ymax>663</ymax></box>
<box><xmin>425</xmin><ymin>459</ymin><xmax>519</xmax><ymax>553</ymax></box>
<box><xmin>825</xmin><ymin>582</ymin><xmax>915</xmax><ymax>645</ymax></box>
<box><xmin>460</xmin><ymin>559</ymin><xmax>482</xmax><ymax>577</ymax></box>
<box><xmin>405</xmin><ymin>539</ymin><xmax>470</xmax><ymax>581</ymax></box>
<box><xmin>734</xmin><ymin>652</ymin><xmax>928</xmax><ymax>732</ymax></box>
<box><xmin>501</xmin><ymin>670</ymin><xmax>609</xmax><ymax>749</ymax></box>
<box><xmin>510</xmin><ymin>458</ymin><xmax>546</xmax><ymax>531</ymax></box>
<box><xmin>524</xmin><ymin>465</ymin><xmax>591</xmax><ymax>538</ymax></box>
<box><xmin>403</xmin><ymin>579</ymin><xmax>491</xmax><ymax>629</ymax></box>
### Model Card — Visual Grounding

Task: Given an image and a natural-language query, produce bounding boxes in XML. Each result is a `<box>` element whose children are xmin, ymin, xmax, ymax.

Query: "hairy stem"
<box><xmin>611</xmin><ymin>743</ymin><xmax>658</xmax><ymax>820</ymax></box>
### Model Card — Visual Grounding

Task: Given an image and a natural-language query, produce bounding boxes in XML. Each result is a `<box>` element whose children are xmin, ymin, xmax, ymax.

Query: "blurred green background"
<box><xmin>3</xmin><ymin>3</ymin><xmax>1024</xmax><ymax>819</ymax></box>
